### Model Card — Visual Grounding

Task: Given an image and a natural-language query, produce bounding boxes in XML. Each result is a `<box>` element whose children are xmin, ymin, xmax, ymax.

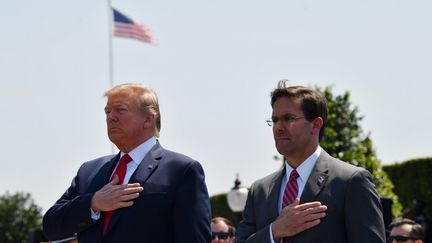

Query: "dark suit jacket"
<box><xmin>43</xmin><ymin>143</ymin><xmax>212</xmax><ymax>243</ymax></box>
<box><xmin>235</xmin><ymin>150</ymin><xmax>385</xmax><ymax>243</ymax></box>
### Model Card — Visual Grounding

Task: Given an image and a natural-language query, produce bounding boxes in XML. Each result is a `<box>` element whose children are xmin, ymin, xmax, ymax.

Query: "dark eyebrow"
<box><xmin>272</xmin><ymin>113</ymin><xmax>298</xmax><ymax>119</ymax></box>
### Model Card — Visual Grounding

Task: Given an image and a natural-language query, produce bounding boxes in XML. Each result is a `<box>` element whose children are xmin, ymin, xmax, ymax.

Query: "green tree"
<box><xmin>0</xmin><ymin>192</ymin><xmax>43</xmax><ymax>243</ymax></box>
<box><xmin>319</xmin><ymin>86</ymin><xmax>402</xmax><ymax>216</ymax></box>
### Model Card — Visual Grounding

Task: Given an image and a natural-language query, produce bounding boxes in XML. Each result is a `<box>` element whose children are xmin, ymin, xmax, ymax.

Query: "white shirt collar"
<box><xmin>285</xmin><ymin>146</ymin><xmax>322</xmax><ymax>184</ymax></box>
<box><xmin>120</xmin><ymin>136</ymin><xmax>157</xmax><ymax>166</ymax></box>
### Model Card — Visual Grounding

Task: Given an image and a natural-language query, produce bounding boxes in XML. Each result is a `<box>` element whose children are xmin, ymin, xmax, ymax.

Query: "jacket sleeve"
<box><xmin>345</xmin><ymin>169</ymin><xmax>386</xmax><ymax>243</ymax></box>
<box><xmin>43</xmin><ymin>166</ymin><xmax>97</xmax><ymax>240</ymax></box>
<box><xmin>173</xmin><ymin>161</ymin><xmax>212</xmax><ymax>243</ymax></box>
<box><xmin>235</xmin><ymin>183</ymin><xmax>272</xmax><ymax>243</ymax></box>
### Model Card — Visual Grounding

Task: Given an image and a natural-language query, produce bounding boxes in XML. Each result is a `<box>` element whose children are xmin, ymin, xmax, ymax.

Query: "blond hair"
<box><xmin>105</xmin><ymin>83</ymin><xmax>161</xmax><ymax>137</ymax></box>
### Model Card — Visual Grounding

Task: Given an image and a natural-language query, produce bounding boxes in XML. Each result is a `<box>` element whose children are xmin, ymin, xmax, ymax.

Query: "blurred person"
<box><xmin>229</xmin><ymin>225</ymin><xmax>236</xmax><ymax>242</ymax></box>
<box><xmin>388</xmin><ymin>218</ymin><xmax>425</xmax><ymax>243</ymax></box>
<box><xmin>411</xmin><ymin>200</ymin><xmax>431</xmax><ymax>243</ymax></box>
<box><xmin>235</xmin><ymin>80</ymin><xmax>385</xmax><ymax>243</ymax></box>
<box><xmin>43</xmin><ymin>83</ymin><xmax>211</xmax><ymax>243</ymax></box>
<box><xmin>212</xmin><ymin>217</ymin><xmax>235</xmax><ymax>243</ymax></box>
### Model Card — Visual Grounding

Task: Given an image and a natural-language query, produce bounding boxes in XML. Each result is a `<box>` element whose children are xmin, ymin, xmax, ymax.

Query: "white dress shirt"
<box><xmin>91</xmin><ymin>136</ymin><xmax>157</xmax><ymax>220</ymax></box>
<box><xmin>269</xmin><ymin>146</ymin><xmax>322</xmax><ymax>242</ymax></box>
<box><xmin>116</xmin><ymin>136</ymin><xmax>157</xmax><ymax>184</ymax></box>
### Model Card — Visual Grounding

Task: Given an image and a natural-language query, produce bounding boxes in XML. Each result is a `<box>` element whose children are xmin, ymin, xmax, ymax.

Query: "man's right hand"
<box><xmin>91</xmin><ymin>175</ymin><xmax>144</xmax><ymax>212</ymax></box>
<box><xmin>271</xmin><ymin>198</ymin><xmax>327</xmax><ymax>241</ymax></box>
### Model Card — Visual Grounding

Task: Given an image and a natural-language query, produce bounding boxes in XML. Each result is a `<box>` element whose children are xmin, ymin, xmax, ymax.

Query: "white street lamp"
<box><xmin>227</xmin><ymin>173</ymin><xmax>249</xmax><ymax>222</ymax></box>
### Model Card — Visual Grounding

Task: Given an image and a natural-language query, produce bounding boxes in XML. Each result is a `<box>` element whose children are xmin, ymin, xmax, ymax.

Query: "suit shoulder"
<box><xmin>325</xmin><ymin>155</ymin><xmax>371</xmax><ymax>179</ymax></box>
<box><xmin>161</xmin><ymin>148</ymin><xmax>196</xmax><ymax>163</ymax></box>
<box><xmin>81</xmin><ymin>154</ymin><xmax>117</xmax><ymax>167</ymax></box>
<box><xmin>250</xmin><ymin>169</ymin><xmax>282</xmax><ymax>190</ymax></box>
<box><xmin>158</xmin><ymin>148</ymin><xmax>205</xmax><ymax>173</ymax></box>
<box><xmin>76</xmin><ymin>154</ymin><xmax>117</xmax><ymax>177</ymax></box>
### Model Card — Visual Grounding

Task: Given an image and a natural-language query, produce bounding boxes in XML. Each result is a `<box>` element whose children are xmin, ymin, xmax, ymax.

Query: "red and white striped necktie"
<box><xmin>282</xmin><ymin>169</ymin><xmax>299</xmax><ymax>208</ymax></box>
<box><xmin>282</xmin><ymin>169</ymin><xmax>299</xmax><ymax>243</ymax></box>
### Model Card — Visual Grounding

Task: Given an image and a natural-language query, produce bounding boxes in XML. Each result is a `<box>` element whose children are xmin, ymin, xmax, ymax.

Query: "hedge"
<box><xmin>210</xmin><ymin>193</ymin><xmax>239</xmax><ymax>225</ymax></box>
<box><xmin>383</xmin><ymin>157</ymin><xmax>432</xmax><ymax>219</ymax></box>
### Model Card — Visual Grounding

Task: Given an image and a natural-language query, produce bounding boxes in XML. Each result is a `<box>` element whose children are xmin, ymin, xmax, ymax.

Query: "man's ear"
<box><xmin>311</xmin><ymin>117</ymin><xmax>323</xmax><ymax>136</ymax></box>
<box><xmin>143</xmin><ymin>114</ymin><xmax>155</xmax><ymax>128</ymax></box>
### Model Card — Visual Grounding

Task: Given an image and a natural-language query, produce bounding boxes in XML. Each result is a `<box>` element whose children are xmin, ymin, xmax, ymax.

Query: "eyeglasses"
<box><xmin>388</xmin><ymin>235</ymin><xmax>417</xmax><ymax>242</ymax></box>
<box><xmin>266</xmin><ymin>114</ymin><xmax>305</xmax><ymax>127</ymax></box>
<box><xmin>211</xmin><ymin>232</ymin><xmax>230</xmax><ymax>240</ymax></box>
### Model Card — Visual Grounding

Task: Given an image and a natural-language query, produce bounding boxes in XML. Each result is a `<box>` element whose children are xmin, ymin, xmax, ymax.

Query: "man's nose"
<box><xmin>274</xmin><ymin>119</ymin><xmax>288</xmax><ymax>131</ymax></box>
<box><xmin>106</xmin><ymin>112</ymin><xmax>117</xmax><ymax>122</ymax></box>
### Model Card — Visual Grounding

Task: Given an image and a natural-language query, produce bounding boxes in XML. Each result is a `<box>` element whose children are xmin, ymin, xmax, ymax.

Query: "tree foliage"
<box><xmin>319</xmin><ymin>86</ymin><xmax>402</xmax><ymax>216</ymax></box>
<box><xmin>0</xmin><ymin>192</ymin><xmax>42</xmax><ymax>243</ymax></box>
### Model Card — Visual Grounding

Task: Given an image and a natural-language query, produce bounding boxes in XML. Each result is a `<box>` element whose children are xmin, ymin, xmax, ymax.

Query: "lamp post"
<box><xmin>227</xmin><ymin>173</ymin><xmax>249</xmax><ymax>225</ymax></box>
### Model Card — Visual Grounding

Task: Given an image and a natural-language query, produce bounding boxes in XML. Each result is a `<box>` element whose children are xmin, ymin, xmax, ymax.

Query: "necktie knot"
<box><xmin>290</xmin><ymin>169</ymin><xmax>299</xmax><ymax>180</ymax></box>
<box><xmin>109</xmin><ymin>154</ymin><xmax>132</xmax><ymax>185</ymax></box>
<box><xmin>119</xmin><ymin>154</ymin><xmax>132</xmax><ymax>166</ymax></box>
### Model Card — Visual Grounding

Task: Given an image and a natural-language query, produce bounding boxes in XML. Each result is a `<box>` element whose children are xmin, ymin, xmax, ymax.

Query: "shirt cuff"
<box><xmin>269</xmin><ymin>223</ymin><xmax>279</xmax><ymax>243</ymax></box>
<box><xmin>91</xmin><ymin>208</ymin><xmax>100</xmax><ymax>220</ymax></box>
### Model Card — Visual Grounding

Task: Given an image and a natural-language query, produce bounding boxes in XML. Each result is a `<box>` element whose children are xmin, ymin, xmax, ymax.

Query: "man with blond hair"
<box><xmin>43</xmin><ymin>83</ymin><xmax>211</xmax><ymax>243</ymax></box>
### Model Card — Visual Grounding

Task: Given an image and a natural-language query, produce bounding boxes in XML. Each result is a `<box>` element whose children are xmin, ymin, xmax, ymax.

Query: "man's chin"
<box><xmin>275</xmin><ymin>144</ymin><xmax>293</xmax><ymax>156</ymax></box>
<box><xmin>275</xmin><ymin>139</ymin><xmax>291</xmax><ymax>147</ymax></box>
<box><xmin>108</xmin><ymin>134</ymin><xmax>122</xmax><ymax>143</ymax></box>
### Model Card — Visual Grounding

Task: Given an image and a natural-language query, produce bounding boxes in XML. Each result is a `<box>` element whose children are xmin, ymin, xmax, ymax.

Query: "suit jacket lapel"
<box><xmin>105</xmin><ymin>143</ymin><xmax>162</xmax><ymax>236</ymax></box>
<box><xmin>128</xmin><ymin>142</ymin><xmax>162</xmax><ymax>184</ymax></box>
<box><xmin>80</xmin><ymin>153</ymin><xmax>119</xmax><ymax>241</ymax></box>
<box><xmin>85</xmin><ymin>154</ymin><xmax>120</xmax><ymax>194</ymax></box>
<box><xmin>300</xmin><ymin>151</ymin><xmax>330</xmax><ymax>203</ymax></box>
<box><xmin>266</xmin><ymin>168</ymin><xmax>285</xmax><ymax>222</ymax></box>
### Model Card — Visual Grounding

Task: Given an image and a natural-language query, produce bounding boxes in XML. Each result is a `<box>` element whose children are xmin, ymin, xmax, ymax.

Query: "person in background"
<box><xmin>43</xmin><ymin>83</ymin><xmax>211</xmax><ymax>243</ymax></box>
<box><xmin>411</xmin><ymin>200</ymin><xmax>431</xmax><ymax>243</ymax></box>
<box><xmin>388</xmin><ymin>218</ymin><xmax>425</xmax><ymax>243</ymax></box>
<box><xmin>212</xmin><ymin>217</ymin><xmax>236</xmax><ymax>243</ymax></box>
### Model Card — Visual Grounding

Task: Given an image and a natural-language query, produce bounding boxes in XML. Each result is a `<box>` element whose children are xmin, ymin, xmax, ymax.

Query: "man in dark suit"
<box><xmin>235</xmin><ymin>80</ymin><xmax>385</xmax><ymax>243</ymax></box>
<box><xmin>43</xmin><ymin>83</ymin><xmax>211</xmax><ymax>243</ymax></box>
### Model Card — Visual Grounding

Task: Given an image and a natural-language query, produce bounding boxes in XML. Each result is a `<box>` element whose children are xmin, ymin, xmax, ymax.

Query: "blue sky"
<box><xmin>1</xmin><ymin>0</ymin><xmax>431</xmax><ymax>212</ymax></box>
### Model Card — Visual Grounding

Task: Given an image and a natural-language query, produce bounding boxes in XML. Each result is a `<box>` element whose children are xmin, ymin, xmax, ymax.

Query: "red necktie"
<box><xmin>102</xmin><ymin>154</ymin><xmax>132</xmax><ymax>235</ymax></box>
<box><xmin>282</xmin><ymin>169</ymin><xmax>299</xmax><ymax>208</ymax></box>
<box><xmin>282</xmin><ymin>169</ymin><xmax>299</xmax><ymax>243</ymax></box>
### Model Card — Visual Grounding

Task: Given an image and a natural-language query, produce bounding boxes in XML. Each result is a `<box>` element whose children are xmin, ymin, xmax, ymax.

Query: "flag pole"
<box><xmin>107</xmin><ymin>0</ymin><xmax>114</xmax><ymax>88</ymax></box>
<box><xmin>107</xmin><ymin>0</ymin><xmax>116</xmax><ymax>154</ymax></box>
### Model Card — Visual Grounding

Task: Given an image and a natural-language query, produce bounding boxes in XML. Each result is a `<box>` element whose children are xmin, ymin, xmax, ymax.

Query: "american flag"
<box><xmin>113</xmin><ymin>8</ymin><xmax>157</xmax><ymax>45</ymax></box>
